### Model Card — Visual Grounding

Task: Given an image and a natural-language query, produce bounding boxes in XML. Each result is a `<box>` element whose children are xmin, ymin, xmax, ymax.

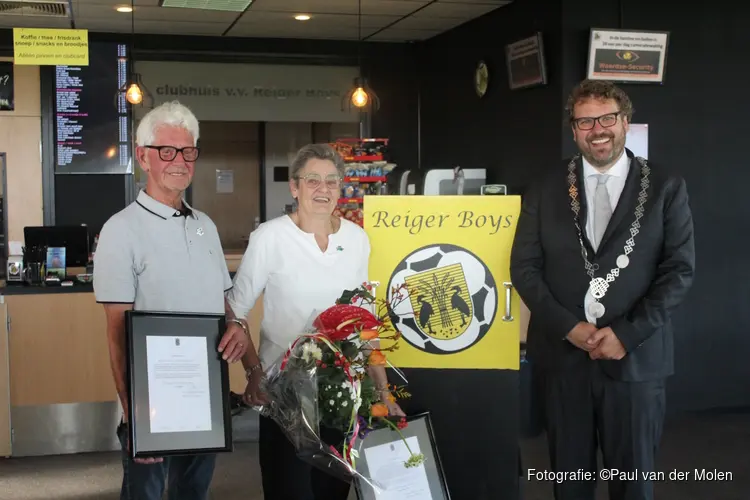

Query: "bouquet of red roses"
<box><xmin>253</xmin><ymin>282</ymin><xmax>425</xmax><ymax>487</ymax></box>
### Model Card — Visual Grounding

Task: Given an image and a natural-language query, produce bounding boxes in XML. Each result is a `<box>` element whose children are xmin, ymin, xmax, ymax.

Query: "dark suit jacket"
<box><xmin>510</xmin><ymin>148</ymin><xmax>695</xmax><ymax>382</ymax></box>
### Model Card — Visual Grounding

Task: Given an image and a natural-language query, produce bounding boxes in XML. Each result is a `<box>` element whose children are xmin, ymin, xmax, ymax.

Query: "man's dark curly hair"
<box><xmin>565</xmin><ymin>79</ymin><xmax>634</xmax><ymax>122</ymax></box>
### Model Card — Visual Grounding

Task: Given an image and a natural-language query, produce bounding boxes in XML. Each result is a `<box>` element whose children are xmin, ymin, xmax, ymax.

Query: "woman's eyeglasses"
<box><xmin>145</xmin><ymin>145</ymin><xmax>200</xmax><ymax>162</ymax></box>
<box><xmin>296</xmin><ymin>173</ymin><xmax>342</xmax><ymax>190</ymax></box>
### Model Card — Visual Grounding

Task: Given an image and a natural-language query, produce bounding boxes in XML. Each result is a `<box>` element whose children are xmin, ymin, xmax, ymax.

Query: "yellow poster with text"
<box><xmin>13</xmin><ymin>28</ymin><xmax>89</xmax><ymax>66</ymax></box>
<box><xmin>365</xmin><ymin>195</ymin><xmax>521</xmax><ymax>370</ymax></box>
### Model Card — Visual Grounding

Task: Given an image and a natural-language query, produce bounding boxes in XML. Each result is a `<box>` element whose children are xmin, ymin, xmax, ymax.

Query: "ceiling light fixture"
<box><xmin>342</xmin><ymin>0</ymin><xmax>380</xmax><ymax>113</ymax></box>
<box><xmin>294</xmin><ymin>14</ymin><xmax>311</xmax><ymax>21</ymax></box>
<box><xmin>113</xmin><ymin>0</ymin><xmax>153</xmax><ymax>110</ymax></box>
<box><xmin>116</xmin><ymin>6</ymin><xmax>133</xmax><ymax>12</ymax></box>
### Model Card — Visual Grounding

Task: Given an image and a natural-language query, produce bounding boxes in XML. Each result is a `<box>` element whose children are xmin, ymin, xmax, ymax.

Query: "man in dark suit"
<box><xmin>510</xmin><ymin>79</ymin><xmax>695</xmax><ymax>500</ymax></box>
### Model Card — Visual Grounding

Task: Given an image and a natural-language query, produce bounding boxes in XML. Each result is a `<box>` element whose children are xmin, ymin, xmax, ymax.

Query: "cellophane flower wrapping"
<box><xmin>252</xmin><ymin>282</ymin><xmax>424</xmax><ymax>489</ymax></box>
<box><xmin>254</xmin><ymin>340</ymin><xmax>323</xmax><ymax>455</ymax></box>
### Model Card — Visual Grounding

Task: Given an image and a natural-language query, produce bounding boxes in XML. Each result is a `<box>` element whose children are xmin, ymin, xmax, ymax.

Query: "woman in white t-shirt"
<box><xmin>226</xmin><ymin>143</ymin><xmax>403</xmax><ymax>500</ymax></box>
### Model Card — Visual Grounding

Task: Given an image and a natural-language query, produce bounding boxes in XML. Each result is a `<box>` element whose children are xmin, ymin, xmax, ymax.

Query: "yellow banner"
<box><xmin>365</xmin><ymin>195</ymin><xmax>521</xmax><ymax>370</ymax></box>
<box><xmin>13</xmin><ymin>28</ymin><xmax>89</xmax><ymax>66</ymax></box>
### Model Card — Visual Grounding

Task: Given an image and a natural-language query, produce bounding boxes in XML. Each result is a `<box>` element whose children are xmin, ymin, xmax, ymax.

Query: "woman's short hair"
<box><xmin>136</xmin><ymin>100</ymin><xmax>200</xmax><ymax>147</ymax></box>
<box><xmin>290</xmin><ymin>143</ymin><xmax>346</xmax><ymax>181</ymax></box>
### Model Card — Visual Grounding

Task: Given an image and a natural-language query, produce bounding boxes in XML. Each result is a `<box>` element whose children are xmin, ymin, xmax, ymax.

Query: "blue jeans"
<box><xmin>117</xmin><ymin>422</ymin><xmax>217</xmax><ymax>500</ymax></box>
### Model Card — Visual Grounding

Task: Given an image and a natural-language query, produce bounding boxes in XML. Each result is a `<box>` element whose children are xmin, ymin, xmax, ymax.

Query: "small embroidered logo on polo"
<box><xmin>336</xmin><ymin>246</ymin><xmax>343</xmax><ymax>251</ymax></box>
<box><xmin>197</xmin><ymin>228</ymin><xmax>204</xmax><ymax>236</ymax></box>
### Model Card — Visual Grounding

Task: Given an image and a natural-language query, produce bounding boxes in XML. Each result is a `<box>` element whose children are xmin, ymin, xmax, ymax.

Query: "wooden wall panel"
<box><xmin>0</xmin><ymin>59</ymin><xmax>42</xmax><ymax>245</ymax></box>
<box><xmin>192</xmin><ymin>121</ymin><xmax>260</xmax><ymax>253</ymax></box>
<box><xmin>7</xmin><ymin>293</ymin><xmax>115</xmax><ymax>406</ymax></box>
<box><xmin>0</xmin><ymin>301</ymin><xmax>10</xmax><ymax>457</ymax></box>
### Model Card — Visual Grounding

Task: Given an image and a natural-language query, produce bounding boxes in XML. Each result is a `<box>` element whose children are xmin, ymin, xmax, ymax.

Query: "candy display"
<box><xmin>333</xmin><ymin>205</ymin><xmax>363</xmax><ymax>226</ymax></box>
<box><xmin>330</xmin><ymin>138</ymin><xmax>389</xmax><ymax>160</ymax></box>
<box><xmin>333</xmin><ymin>138</ymin><xmax>395</xmax><ymax>227</ymax></box>
<box><xmin>343</xmin><ymin>161</ymin><xmax>395</xmax><ymax>179</ymax></box>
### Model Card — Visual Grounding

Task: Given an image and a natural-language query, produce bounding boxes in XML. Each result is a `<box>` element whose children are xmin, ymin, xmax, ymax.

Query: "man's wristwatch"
<box><xmin>245</xmin><ymin>363</ymin><xmax>262</xmax><ymax>380</ymax></box>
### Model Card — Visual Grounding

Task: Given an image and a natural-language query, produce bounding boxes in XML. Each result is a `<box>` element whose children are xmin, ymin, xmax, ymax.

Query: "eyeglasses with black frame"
<box><xmin>295</xmin><ymin>173</ymin><xmax>342</xmax><ymax>190</ymax></box>
<box><xmin>144</xmin><ymin>145</ymin><xmax>200</xmax><ymax>162</ymax></box>
<box><xmin>572</xmin><ymin>111</ymin><xmax>621</xmax><ymax>131</ymax></box>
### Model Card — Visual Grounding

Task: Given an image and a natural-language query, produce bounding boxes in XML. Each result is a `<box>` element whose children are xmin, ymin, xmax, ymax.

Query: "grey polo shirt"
<box><xmin>93</xmin><ymin>190</ymin><xmax>232</xmax><ymax>314</ymax></box>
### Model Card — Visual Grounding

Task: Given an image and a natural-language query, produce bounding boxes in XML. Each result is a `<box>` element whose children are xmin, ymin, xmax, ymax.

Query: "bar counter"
<box><xmin>0</xmin><ymin>254</ymin><xmax>529</xmax><ymax>458</ymax></box>
<box><xmin>0</xmin><ymin>252</ymin><xmax>260</xmax><ymax>458</ymax></box>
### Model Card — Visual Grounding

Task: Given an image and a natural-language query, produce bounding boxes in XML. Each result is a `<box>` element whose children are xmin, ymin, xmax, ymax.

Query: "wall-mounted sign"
<box><xmin>586</xmin><ymin>28</ymin><xmax>669</xmax><ymax>83</ymax></box>
<box><xmin>13</xmin><ymin>28</ymin><xmax>89</xmax><ymax>66</ymax></box>
<box><xmin>505</xmin><ymin>33</ymin><xmax>547</xmax><ymax>90</ymax></box>
<box><xmin>0</xmin><ymin>62</ymin><xmax>13</xmax><ymax>111</ymax></box>
<box><xmin>135</xmin><ymin>61</ymin><xmax>361</xmax><ymax>123</ymax></box>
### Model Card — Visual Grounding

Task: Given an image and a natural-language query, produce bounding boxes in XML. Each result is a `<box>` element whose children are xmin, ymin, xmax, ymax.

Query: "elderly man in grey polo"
<box><xmin>93</xmin><ymin>100</ymin><xmax>249</xmax><ymax>500</ymax></box>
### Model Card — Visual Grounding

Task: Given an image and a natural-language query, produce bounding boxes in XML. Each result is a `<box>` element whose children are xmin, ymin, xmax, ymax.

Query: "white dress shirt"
<box><xmin>226</xmin><ymin>215</ymin><xmax>371</xmax><ymax>367</ymax></box>
<box><xmin>582</xmin><ymin>151</ymin><xmax>630</xmax><ymax>324</ymax></box>
<box><xmin>582</xmin><ymin>151</ymin><xmax>630</xmax><ymax>246</ymax></box>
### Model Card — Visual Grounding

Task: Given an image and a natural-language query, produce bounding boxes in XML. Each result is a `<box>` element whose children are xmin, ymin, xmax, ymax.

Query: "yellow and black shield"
<box><xmin>406</xmin><ymin>263</ymin><xmax>473</xmax><ymax>340</ymax></box>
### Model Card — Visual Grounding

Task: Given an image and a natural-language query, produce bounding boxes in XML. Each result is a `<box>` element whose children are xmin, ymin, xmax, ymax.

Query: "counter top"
<box><xmin>0</xmin><ymin>270</ymin><xmax>239</xmax><ymax>296</ymax></box>
<box><xmin>0</xmin><ymin>282</ymin><xmax>94</xmax><ymax>295</ymax></box>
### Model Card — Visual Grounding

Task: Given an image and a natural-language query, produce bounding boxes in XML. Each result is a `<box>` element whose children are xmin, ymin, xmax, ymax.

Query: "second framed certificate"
<box><xmin>354</xmin><ymin>412</ymin><xmax>450</xmax><ymax>499</ymax></box>
<box><xmin>125</xmin><ymin>310</ymin><xmax>232</xmax><ymax>459</ymax></box>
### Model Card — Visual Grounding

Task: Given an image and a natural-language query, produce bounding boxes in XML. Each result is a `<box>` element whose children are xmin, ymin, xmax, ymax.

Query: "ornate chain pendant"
<box><xmin>588</xmin><ymin>301</ymin><xmax>606</xmax><ymax>319</ymax></box>
<box><xmin>568</xmin><ymin>154</ymin><xmax>650</xmax><ymax>311</ymax></box>
<box><xmin>589</xmin><ymin>277</ymin><xmax>609</xmax><ymax>299</ymax></box>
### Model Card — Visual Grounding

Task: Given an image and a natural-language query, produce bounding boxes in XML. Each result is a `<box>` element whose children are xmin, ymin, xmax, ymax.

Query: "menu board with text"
<box><xmin>54</xmin><ymin>42</ymin><xmax>132</xmax><ymax>174</ymax></box>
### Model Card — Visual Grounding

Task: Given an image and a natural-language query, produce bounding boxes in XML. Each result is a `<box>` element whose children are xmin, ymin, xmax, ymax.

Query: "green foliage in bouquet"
<box><xmin>298</xmin><ymin>282</ymin><xmax>425</xmax><ymax>468</ymax></box>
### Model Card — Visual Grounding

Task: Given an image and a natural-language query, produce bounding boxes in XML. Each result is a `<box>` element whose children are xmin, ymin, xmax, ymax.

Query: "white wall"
<box><xmin>134</xmin><ymin>61</ymin><xmax>361</xmax><ymax>124</ymax></box>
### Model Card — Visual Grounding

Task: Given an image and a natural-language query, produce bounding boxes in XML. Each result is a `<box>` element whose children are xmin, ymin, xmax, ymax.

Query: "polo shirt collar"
<box><xmin>136</xmin><ymin>190</ymin><xmax>198</xmax><ymax>220</ymax></box>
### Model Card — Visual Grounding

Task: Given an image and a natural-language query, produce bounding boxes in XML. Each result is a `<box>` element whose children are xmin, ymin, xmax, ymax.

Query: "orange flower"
<box><xmin>360</xmin><ymin>329</ymin><xmax>379</xmax><ymax>341</ymax></box>
<box><xmin>368</xmin><ymin>349</ymin><xmax>386</xmax><ymax>366</ymax></box>
<box><xmin>371</xmin><ymin>403</ymin><xmax>389</xmax><ymax>417</ymax></box>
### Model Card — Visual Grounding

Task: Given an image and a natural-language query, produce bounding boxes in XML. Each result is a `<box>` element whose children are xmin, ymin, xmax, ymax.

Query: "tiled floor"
<box><xmin>0</xmin><ymin>410</ymin><xmax>748</xmax><ymax>499</ymax></box>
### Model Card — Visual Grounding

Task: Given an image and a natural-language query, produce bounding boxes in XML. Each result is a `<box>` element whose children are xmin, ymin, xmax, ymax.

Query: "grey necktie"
<box><xmin>592</xmin><ymin>174</ymin><xmax>611</xmax><ymax>250</ymax></box>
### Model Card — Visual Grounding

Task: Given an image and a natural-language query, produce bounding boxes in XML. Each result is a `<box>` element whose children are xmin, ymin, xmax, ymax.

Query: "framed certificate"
<box><xmin>125</xmin><ymin>310</ymin><xmax>233</xmax><ymax>459</ymax></box>
<box><xmin>354</xmin><ymin>412</ymin><xmax>450</xmax><ymax>500</ymax></box>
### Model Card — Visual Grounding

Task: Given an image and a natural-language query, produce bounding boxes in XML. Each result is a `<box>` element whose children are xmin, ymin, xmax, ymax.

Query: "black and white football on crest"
<box><xmin>387</xmin><ymin>244</ymin><xmax>497</xmax><ymax>355</ymax></box>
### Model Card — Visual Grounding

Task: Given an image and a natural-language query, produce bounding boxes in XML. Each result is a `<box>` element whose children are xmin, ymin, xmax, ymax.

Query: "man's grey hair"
<box><xmin>136</xmin><ymin>100</ymin><xmax>200</xmax><ymax>147</ymax></box>
<box><xmin>290</xmin><ymin>143</ymin><xmax>346</xmax><ymax>181</ymax></box>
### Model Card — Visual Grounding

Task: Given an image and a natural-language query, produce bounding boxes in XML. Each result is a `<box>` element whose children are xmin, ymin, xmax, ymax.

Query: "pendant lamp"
<box><xmin>114</xmin><ymin>0</ymin><xmax>153</xmax><ymax>109</ymax></box>
<box><xmin>342</xmin><ymin>0</ymin><xmax>380</xmax><ymax>113</ymax></box>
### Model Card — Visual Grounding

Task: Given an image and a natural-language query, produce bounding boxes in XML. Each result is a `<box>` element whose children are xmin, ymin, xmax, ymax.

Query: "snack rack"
<box><xmin>331</xmin><ymin>138</ymin><xmax>395</xmax><ymax>227</ymax></box>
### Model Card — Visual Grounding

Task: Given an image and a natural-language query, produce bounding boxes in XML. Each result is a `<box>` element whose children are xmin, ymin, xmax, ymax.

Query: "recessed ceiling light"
<box><xmin>116</xmin><ymin>6</ymin><xmax>133</xmax><ymax>12</ymax></box>
<box><xmin>294</xmin><ymin>14</ymin><xmax>311</xmax><ymax>21</ymax></box>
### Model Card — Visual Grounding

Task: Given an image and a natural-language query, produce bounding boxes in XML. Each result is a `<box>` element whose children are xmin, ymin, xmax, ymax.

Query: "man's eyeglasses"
<box><xmin>296</xmin><ymin>173</ymin><xmax>342</xmax><ymax>190</ymax></box>
<box><xmin>572</xmin><ymin>112</ymin><xmax>621</xmax><ymax>131</ymax></box>
<box><xmin>145</xmin><ymin>145</ymin><xmax>200</xmax><ymax>162</ymax></box>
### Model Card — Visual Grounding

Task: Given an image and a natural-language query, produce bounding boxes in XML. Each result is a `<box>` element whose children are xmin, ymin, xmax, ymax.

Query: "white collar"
<box><xmin>582</xmin><ymin>150</ymin><xmax>630</xmax><ymax>179</ymax></box>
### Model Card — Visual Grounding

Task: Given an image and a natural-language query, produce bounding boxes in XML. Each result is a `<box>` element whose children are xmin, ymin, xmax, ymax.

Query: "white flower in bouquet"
<box><xmin>301</xmin><ymin>342</ymin><xmax>323</xmax><ymax>363</ymax></box>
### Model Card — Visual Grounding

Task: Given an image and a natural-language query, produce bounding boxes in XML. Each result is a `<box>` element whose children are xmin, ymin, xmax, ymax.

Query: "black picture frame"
<box><xmin>505</xmin><ymin>32</ymin><xmax>548</xmax><ymax>90</ymax></box>
<box><xmin>0</xmin><ymin>61</ymin><xmax>14</xmax><ymax>111</ymax></box>
<box><xmin>125</xmin><ymin>310</ymin><xmax>232</xmax><ymax>459</ymax></box>
<box><xmin>353</xmin><ymin>412</ymin><xmax>450</xmax><ymax>500</ymax></box>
